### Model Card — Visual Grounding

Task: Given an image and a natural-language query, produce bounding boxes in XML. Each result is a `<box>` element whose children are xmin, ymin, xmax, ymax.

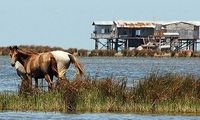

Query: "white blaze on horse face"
<box><xmin>10</xmin><ymin>51</ymin><xmax>17</xmax><ymax>67</ymax></box>
<box><xmin>50</xmin><ymin>50</ymin><xmax>71</xmax><ymax>78</ymax></box>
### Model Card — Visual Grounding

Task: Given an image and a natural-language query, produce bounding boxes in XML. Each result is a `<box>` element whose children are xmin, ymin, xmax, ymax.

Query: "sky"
<box><xmin>0</xmin><ymin>0</ymin><xmax>199</xmax><ymax>50</ymax></box>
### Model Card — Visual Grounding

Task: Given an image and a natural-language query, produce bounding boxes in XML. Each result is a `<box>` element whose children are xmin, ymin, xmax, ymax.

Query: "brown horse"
<box><xmin>9</xmin><ymin>46</ymin><xmax>59</xmax><ymax>90</ymax></box>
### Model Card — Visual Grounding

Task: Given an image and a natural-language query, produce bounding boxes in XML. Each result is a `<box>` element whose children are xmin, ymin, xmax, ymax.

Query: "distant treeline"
<box><xmin>0</xmin><ymin>45</ymin><xmax>88</xmax><ymax>56</ymax></box>
<box><xmin>1</xmin><ymin>45</ymin><xmax>200</xmax><ymax>57</ymax></box>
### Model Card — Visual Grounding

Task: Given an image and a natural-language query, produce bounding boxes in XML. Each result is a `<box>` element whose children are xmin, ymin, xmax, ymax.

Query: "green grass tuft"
<box><xmin>0</xmin><ymin>73</ymin><xmax>200</xmax><ymax>115</ymax></box>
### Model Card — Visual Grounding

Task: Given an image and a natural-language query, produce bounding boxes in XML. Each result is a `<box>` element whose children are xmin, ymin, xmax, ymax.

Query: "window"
<box><xmin>101</xmin><ymin>28</ymin><xmax>110</xmax><ymax>34</ymax></box>
<box><xmin>136</xmin><ymin>30</ymin><xmax>141</xmax><ymax>36</ymax></box>
<box><xmin>105</xmin><ymin>28</ymin><xmax>110</xmax><ymax>33</ymax></box>
<box><xmin>101</xmin><ymin>29</ymin><xmax>105</xmax><ymax>34</ymax></box>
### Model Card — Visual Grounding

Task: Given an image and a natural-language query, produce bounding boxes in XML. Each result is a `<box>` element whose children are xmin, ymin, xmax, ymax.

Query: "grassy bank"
<box><xmin>1</xmin><ymin>73</ymin><xmax>200</xmax><ymax>115</ymax></box>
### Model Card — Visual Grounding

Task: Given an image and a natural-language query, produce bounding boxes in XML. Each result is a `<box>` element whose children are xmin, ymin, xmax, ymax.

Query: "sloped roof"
<box><xmin>161</xmin><ymin>21</ymin><xmax>200</xmax><ymax>26</ymax></box>
<box><xmin>92</xmin><ymin>20</ymin><xmax>200</xmax><ymax>27</ymax></box>
<box><xmin>114</xmin><ymin>20</ymin><xmax>157</xmax><ymax>28</ymax></box>
<box><xmin>92</xmin><ymin>21</ymin><xmax>113</xmax><ymax>25</ymax></box>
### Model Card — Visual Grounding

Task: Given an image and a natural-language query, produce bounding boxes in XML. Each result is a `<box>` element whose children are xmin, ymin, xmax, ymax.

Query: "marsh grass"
<box><xmin>1</xmin><ymin>45</ymin><xmax>200</xmax><ymax>57</ymax></box>
<box><xmin>0</xmin><ymin>73</ymin><xmax>200</xmax><ymax>114</ymax></box>
<box><xmin>89</xmin><ymin>50</ymin><xmax>116</xmax><ymax>56</ymax></box>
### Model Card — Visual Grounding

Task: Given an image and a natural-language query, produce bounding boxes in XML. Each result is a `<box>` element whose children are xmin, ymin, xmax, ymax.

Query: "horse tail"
<box><xmin>68</xmin><ymin>54</ymin><xmax>84</xmax><ymax>76</ymax></box>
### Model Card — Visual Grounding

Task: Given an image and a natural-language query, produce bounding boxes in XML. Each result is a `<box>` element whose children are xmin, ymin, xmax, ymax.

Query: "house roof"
<box><xmin>92</xmin><ymin>21</ymin><xmax>113</xmax><ymax>25</ymax></box>
<box><xmin>114</xmin><ymin>20</ymin><xmax>157</xmax><ymax>28</ymax></box>
<box><xmin>92</xmin><ymin>20</ymin><xmax>200</xmax><ymax>27</ymax></box>
<box><xmin>161</xmin><ymin>21</ymin><xmax>200</xmax><ymax>26</ymax></box>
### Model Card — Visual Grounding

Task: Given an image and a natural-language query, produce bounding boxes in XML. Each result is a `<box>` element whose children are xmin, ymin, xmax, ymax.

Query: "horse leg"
<box><xmin>27</xmin><ymin>75</ymin><xmax>32</xmax><ymax>88</ymax></box>
<box><xmin>57</xmin><ymin>65</ymin><xmax>68</xmax><ymax>85</ymax></box>
<box><xmin>35</xmin><ymin>78</ymin><xmax>38</xmax><ymax>88</ymax></box>
<box><xmin>44</xmin><ymin>74</ymin><xmax>53</xmax><ymax>90</ymax></box>
<box><xmin>50</xmin><ymin>75</ymin><xmax>53</xmax><ymax>83</ymax></box>
<box><xmin>23</xmin><ymin>75</ymin><xmax>33</xmax><ymax>93</ymax></box>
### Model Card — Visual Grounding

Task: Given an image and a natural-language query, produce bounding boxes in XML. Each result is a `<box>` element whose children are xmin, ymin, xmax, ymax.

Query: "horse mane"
<box><xmin>19</xmin><ymin>48</ymin><xmax>39</xmax><ymax>54</ymax></box>
<box><xmin>17</xmin><ymin>48</ymin><xmax>39</xmax><ymax>59</ymax></box>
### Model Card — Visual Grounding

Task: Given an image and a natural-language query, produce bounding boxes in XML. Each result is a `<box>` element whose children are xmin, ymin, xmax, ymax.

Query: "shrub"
<box><xmin>67</xmin><ymin>48</ymin><xmax>78</xmax><ymax>54</ymax></box>
<box><xmin>121</xmin><ymin>49</ymin><xmax>135</xmax><ymax>57</ymax></box>
<box><xmin>89</xmin><ymin>50</ymin><xmax>99</xmax><ymax>56</ymax></box>
<box><xmin>78</xmin><ymin>49</ymin><xmax>88</xmax><ymax>57</ymax></box>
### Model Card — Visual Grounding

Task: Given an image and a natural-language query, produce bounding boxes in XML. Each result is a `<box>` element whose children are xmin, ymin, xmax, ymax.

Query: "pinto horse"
<box><xmin>9</xmin><ymin>46</ymin><xmax>59</xmax><ymax>90</ymax></box>
<box><xmin>9</xmin><ymin>46</ymin><xmax>85</xmax><ymax>89</ymax></box>
<box><xmin>50</xmin><ymin>50</ymin><xmax>84</xmax><ymax>79</ymax></box>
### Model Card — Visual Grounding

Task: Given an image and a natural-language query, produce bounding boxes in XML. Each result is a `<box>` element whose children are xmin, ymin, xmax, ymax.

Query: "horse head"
<box><xmin>9</xmin><ymin>46</ymin><xmax>19</xmax><ymax>67</ymax></box>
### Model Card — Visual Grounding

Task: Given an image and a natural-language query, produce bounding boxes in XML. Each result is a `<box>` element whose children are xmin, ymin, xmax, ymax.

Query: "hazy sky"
<box><xmin>0</xmin><ymin>0</ymin><xmax>199</xmax><ymax>49</ymax></box>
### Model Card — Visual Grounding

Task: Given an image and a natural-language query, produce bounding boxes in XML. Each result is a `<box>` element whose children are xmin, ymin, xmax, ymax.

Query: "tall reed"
<box><xmin>0</xmin><ymin>73</ymin><xmax>200</xmax><ymax>114</ymax></box>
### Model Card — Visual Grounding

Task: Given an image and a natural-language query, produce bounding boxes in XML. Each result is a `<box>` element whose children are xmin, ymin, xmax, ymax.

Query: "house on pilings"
<box><xmin>91</xmin><ymin>20</ymin><xmax>200</xmax><ymax>51</ymax></box>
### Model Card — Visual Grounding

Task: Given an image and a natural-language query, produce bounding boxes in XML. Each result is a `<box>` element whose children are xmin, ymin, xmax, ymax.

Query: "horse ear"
<box><xmin>8</xmin><ymin>46</ymin><xmax>12</xmax><ymax>50</ymax></box>
<box><xmin>13</xmin><ymin>46</ymin><xmax>18</xmax><ymax>50</ymax></box>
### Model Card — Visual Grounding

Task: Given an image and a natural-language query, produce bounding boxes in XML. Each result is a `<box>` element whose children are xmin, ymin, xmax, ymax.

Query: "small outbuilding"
<box><xmin>163</xmin><ymin>21</ymin><xmax>200</xmax><ymax>51</ymax></box>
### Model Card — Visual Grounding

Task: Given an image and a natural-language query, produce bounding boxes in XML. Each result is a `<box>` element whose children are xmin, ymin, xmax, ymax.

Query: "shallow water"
<box><xmin>1</xmin><ymin>56</ymin><xmax>200</xmax><ymax>119</ymax></box>
<box><xmin>0</xmin><ymin>112</ymin><xmax>200</xmax><ymax>120</ymax></box>
<box><xmin>1</xmin><ymin>56</ymin><xmax>200</xmax><ymax>91</ymax></box>
<box><xmin>80</xmin><ymin>57</ymin><xmax>200</xmax><ymax>80</ymax></box>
